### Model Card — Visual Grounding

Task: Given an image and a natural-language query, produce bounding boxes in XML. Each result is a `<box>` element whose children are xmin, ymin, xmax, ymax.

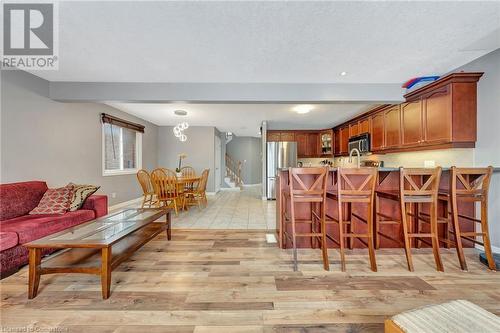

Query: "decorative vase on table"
<box><xmin>176</xmin><ymin>153</ymin><xmax>187</xmax><ymax>178</ymax></box>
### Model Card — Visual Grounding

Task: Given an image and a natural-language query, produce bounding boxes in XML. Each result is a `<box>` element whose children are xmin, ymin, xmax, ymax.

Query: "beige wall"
<box><xmin>1</xmin><ymin>71</ymin><xmax>159</xmax><ymax>206</ymax></box>
<box><xmin>451</xmin><ymin>49</ymin><xmax>500</xmax><ymax>249</ymax></box>
<box><xmin>157</xmin><ymin>126</ymin><xmax>217</xmax><ymax>192</ymax></box>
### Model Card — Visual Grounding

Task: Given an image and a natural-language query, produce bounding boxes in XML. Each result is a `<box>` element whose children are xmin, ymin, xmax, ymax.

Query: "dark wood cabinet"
<box><xmin>384</xmin><ymin>105</ymin><xmax>401</xmax><ymax>149</ymax></box>
<box><xmin>401</xmin><ymin>100</ymin><xmax>423</xmax><ymax>146</ymax></box>
<box><xmin>359</xmin><ymin>118</ymin><xmax>370</xmax><ymax>135</ymax></box>
<box><xmin>334</xmin><ymin>129</ymin><xmax>341</xmax><ymax>155</ymax></box>
<box><xmin>295</xmin><ymin>133</ymin><xmax>309</xmax><ymax>157</ymax></box>
<box><xmin>267</xmin><ymin>131</ymin><xmax>281</xmax><ymax>142</ymax></box>
<box><xmin>319</xmin><ymin>130</ymin><xmax>333</xmax><ymax>156</ymax></box>
<box><xmin>280</xmin><ymin>132</ymin><xmax>295</xmax><ymax>142</ymax></box>
<box><xmin>339</xmin><ymin>126</ymin><xmax>349</xmax><ymax>155</ymax></box>
<box><xmin>308</xmin><ymin>133</ymin><xmax>320</xmax><ymax>157</ymax></box>
<box><xmin>424</xmin><ymin>87</ymin><xmax>452</xmax><ymax>144</ymax></box>
<box><xmin>274</xmin><ymin>72</ymin><xmax>482</xmax><ymax>157</ymax></box>
<box><xmin>349</xmin><ymin>122</ymin><xmax>359</xmax><ymax>138</ymax></box>
<box><xmin>371</xmin><ymin>112</ymin><xmax>385</xmax><ymax>151</ymax></box>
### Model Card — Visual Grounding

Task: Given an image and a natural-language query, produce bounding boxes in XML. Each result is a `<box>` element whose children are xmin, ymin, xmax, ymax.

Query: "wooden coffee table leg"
<box><xmin>28</xmin><ymin>248</ymin><xmax>41</xmax><ymax>299</ymax></box>
<box><xmin>101</xmin><ymin>246</ymin><xmax>112</xmax><ymax>299</ymax></box>
<box><xmin>166</xmin><ymin>211</ymin><xmax>171</xmax><ymax>240</ymax></box>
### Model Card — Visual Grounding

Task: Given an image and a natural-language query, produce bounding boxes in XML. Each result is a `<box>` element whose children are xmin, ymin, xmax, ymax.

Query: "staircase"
<box><xmin>225</xmin><ymin>154</ymin><xmax>243</xmax><ymax>189</ymax></box>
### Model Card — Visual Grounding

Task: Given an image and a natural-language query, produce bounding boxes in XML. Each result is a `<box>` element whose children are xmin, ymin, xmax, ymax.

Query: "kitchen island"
<box><xmin>276</xmin><ymin>167</ymin><xmax>499</xmax><ymax>249</ymax></box>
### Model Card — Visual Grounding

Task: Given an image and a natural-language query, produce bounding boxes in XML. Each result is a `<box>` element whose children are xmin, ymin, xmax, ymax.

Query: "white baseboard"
<box><xmin>475</xmin><ymin>244</ymin><xmax>500</xmax><ymax>254</ymax></box>
<box><xmin>219</xmin><ymin>187</ymin><xmax>241</xmax><ymax>192</ymax></box>
<box><xmin>206</xmin><ymin>191</ymin><xmax>217</xmax><ymax>196</ymax></box>
<box><xmin>109</xmin><ymin>196</ymin><xmax>143</xmax><ymax>211</ymax></box>
<box><xmin>242</xmin><ymin>183</ymin><xmax>262</xmax><ymax>187</ymax></box>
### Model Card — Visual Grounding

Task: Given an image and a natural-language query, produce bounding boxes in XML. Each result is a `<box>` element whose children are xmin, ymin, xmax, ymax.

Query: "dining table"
<box><xmin>175</xmin><ymin>176</ymin><xmax>201</xmax><ymax>210</ymax></box>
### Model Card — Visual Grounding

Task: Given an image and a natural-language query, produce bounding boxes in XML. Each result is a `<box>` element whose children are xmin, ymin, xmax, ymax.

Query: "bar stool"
<box><xmin>282</xmin><ymin>167</ymin><xmax>330</xmax><ymax>271</ymax></box>
<box><xmin>325</xmin><ymin>167</ymin><xmax>378</xmax><ymax>272</ymax></box>
<box><xmin>436</xmin><ymin>166</ymin><xmax>496</xmax><ymax>271</ymax></box>
<box><xmin>375</xmin><ymin>167</ymin><xmax>443</xmax><ymax>272</ymax></box>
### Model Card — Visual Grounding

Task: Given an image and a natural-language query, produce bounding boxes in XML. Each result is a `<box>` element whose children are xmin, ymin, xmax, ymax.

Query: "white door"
<box><xmin>215</xmin><ymin>136</ymin><xmax>221</xmax><ymax>193</ymax></box>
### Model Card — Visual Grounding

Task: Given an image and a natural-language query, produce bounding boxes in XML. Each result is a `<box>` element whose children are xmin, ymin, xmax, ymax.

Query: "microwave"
<box><xmin>348</xmin><ymin>133</ymin><xmax>370</xmax><ymax>154</ymax></box>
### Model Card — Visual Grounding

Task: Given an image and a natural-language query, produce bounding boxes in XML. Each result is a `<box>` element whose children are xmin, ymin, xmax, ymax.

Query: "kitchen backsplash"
<box><xmin>335</xmin><ymin>148</ymin><xmax>475</xmax><ymax>168</ymax></box>
<box><xmin>299</xmin><ymin>149</ymin><xmax>475</xmax><ymax>168</ymax></box>
<box><xmin>298</xmin><ymin>158</ymin><xmax>334</xmax><ymax>167</ymax></box>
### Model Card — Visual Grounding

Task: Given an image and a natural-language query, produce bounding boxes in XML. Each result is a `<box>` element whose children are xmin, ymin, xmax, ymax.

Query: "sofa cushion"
<box><xmin>0</xmin><ymin>232</ymin><xmax>19</xmax><ymax>251</ymax></box>
<box><xmin>0</xmin><ymin>210</ymin><xmax>95</xmax><ymax>244</ymax></box>
<box><xmin>29</xmin><ymin>185</ymin><xmax>74</xmax><ymax>215</ymax></box>
<box><xmin>0</xmin><ymin>181</ymin><xmax>48</xmax><ymax>221</ymax></box>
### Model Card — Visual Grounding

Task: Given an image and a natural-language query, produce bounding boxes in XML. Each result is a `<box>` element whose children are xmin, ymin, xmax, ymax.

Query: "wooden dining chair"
<box><xmin>150</xmin><ymin>168</ymin><xmax>184</xmax><ymax>215</ymax></box>
<box><xmin>282</xmin><ymin>167</ymin><xmax>330</xmax><ymax>271</ymax></box>
<box><xmin>326</xmin><ymin>167</ymin><xmax>378</xmax><ymax>272</ymax></box>
<box><xmin>136</xmin><ymin>169</ymin><xmax>157</xmax><ymax>208</ymax></box>
<box><xmin>181</xmin><ymin>166</ymin><xmax>197</xmax><ymax>193</ymax></box>
<box><xmin>186</xmin><ymin>169</ymin><xmax>210</xmax><ymax>209</ymax></box>
<box><xmin>437</xmin><ymin>166</ymin><xmax>496</xmax><ymax>271</ymax></box>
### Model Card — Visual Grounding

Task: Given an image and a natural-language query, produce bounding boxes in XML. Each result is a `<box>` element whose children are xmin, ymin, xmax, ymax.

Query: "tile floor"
<box><xmin>130</xmin><ymin>185</ymin><xmax>276</xmax><ymax>230</ymax></box>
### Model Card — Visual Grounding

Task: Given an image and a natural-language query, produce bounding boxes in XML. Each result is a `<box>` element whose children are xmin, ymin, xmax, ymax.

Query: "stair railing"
<box><xmin>225</xmin><ymin>154</ymin><xmax>243</xmax><ymax>188</ymax></box>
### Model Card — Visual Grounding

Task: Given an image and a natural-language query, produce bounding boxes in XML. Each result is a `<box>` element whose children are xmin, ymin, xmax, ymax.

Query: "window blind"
<box><xmin>101</xmin><ymin>113</ymin><xmax>145</xmax><ymax>133</ymax></box>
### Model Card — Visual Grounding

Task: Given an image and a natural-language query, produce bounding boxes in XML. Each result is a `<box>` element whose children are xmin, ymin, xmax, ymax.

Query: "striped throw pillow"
<box><xmin>68</xmin><ymin>183</ymin><xmax>100</xmax><ymax>211</ymax></box>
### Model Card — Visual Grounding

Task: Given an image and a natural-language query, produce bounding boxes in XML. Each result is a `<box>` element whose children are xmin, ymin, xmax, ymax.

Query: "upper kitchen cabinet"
<box><xmin>308</xmin><ymin>132</ymin><xmax>320</xmax><ymax>157</ymax></box>
<box><xmin>401</xmin><ymin>99</ymin><xmax>423</xmax><ymax>147</ymax></box>
<box><xmin>404</xmin><ymin>72</ymin><xmax>482</xmax><ymax>147</ymax></box>
<box><xmin>270</xmin><ymin>73</ymin><xmax>481</xmax><ymax>156</ymax></box>
<box><xmin>320</xmin><ymin>130</ymin><xmax>333</xmax><ymax>156</ymax></box>
<box><xmin>359</xmin><ymin>118</ymin><xmax>370</xmax><ymax>135</ymax></box>
<box><xmin>295</xmin><ymin>132</ymin><xmax>309</xmax><ymax>158</ymax></box>
<box><xmin>349</xmin><ymin>122</ymin><xmax>359</xmax><ymax>138</ymax></box>
<box><xmin>339</xmin><ymin>126</ymin><xmax>349</xmax><ymax>155</ymax></box>
<box><xmin>423</xmin><ymin>86</ymin><xmax>452</xmax><ymax>144</ymax></box>
<box><xmin>333</xmin><ymin>128</ymin><xmax>341</xmax><ymax>155</ymax></box>
<box><xmin>383</xmin><ymin>105</ymin><xmax>401</xmax><ymax>149</ymax></box>
<box><xmin>266</xmin><ymin>131</ymin><xmax>295</xmax><ymax>142</ymax></box>
<box><xmin>371</xmin><ymin>111</ymin><xmax>385</xmax><ymax>151</ymax></box>
<box><xmin>267</xmin><ymin>131</ymin><xmax>281</xmax><ymax>142</ymax></box>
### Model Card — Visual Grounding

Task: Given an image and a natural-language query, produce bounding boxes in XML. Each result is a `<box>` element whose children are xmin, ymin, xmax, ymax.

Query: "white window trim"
<box><xmin>102</xmin><ymin>124</ymin><xmax>142</xmax><ymax>177</ymax></box>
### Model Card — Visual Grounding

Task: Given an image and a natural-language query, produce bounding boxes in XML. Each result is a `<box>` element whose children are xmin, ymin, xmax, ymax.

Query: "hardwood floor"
<box><xmin>1</xmin><ymin>229</ymin><xmax>499</xmax><ymax>332</ymax></box>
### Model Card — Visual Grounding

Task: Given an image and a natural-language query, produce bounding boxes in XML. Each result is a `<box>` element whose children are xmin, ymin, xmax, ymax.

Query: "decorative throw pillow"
<box><xmin>68</xmin><ymin>183</ymin><xmax>100</xmax><ymax>211</ymax></box>
<box><xmin>29</xmin><ymin>185</ymin><xmax>74</xmax><ymax>215</ymax></box>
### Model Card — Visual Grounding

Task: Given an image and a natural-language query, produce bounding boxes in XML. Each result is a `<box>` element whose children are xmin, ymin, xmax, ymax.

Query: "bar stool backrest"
<box><xmin>336</xmin><ymin>167</ymin><xmax>378</xmax><ymax>201</ymax></box>
<box><xmin>288</xmin><ymin>167</ymin><xmax>329</xmax><ymax>202</ymax></box>
<box><xmin>450</xmin><ymin>166</ymin><xmax>493</xmax><ymax>198</ymax></box>
<box><xmin>399</xmin><ymin>167</ymin><xmax>442</xmax><ymax>199</ymax></box>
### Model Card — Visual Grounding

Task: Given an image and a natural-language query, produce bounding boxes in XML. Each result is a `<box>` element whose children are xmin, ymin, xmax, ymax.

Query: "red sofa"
<box><xmin>0</xmin><ymin>181</ymin><xmax>108</xmax><ymax>277</ymax></box>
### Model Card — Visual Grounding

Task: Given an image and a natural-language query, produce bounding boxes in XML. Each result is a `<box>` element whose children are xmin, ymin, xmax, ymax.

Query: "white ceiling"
<box><xmin>106</xmin><ymin>102</ymin><xmax>372</xmax><ymax>137</ymax></box>
<box><xmin>30</xmin><ymin>1</ymin><xmax>500</xmax><ymax>83</ymax></box>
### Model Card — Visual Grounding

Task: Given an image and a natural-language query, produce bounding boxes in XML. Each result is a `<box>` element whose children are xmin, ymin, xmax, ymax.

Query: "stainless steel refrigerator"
<box><xmin>266</xmin><ymin>141</ymin><xmax>298</xmax><ymax>199</ymax></box>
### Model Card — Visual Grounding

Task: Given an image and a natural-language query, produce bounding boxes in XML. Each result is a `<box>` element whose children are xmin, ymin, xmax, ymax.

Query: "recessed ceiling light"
<box><xmin>292</xmin><ymin>105</ymin><xmax>314</xmax><ymax>114</ymax></box>
<box><xmin>340</xmin><ymin>71</ymin><xmax>347</xmax><ymax>76</ymax></box>
<box><xmin>174</xmin><ymin>110</ymin><xmax>188</xmax><ymax>116</ymax></box>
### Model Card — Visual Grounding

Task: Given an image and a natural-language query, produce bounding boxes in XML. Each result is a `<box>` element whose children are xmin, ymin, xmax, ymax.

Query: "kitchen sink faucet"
<box><xmin>349</xmin><ymin>148</ymin><xmax>361</xmax><ymax>168</ymax></box>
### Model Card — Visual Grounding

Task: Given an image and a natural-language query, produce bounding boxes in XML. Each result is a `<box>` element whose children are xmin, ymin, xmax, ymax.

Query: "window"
<box><xmin>102</xmin><ymin>122</ymin><xmax>142</xmax><ymax>176</ymax></box>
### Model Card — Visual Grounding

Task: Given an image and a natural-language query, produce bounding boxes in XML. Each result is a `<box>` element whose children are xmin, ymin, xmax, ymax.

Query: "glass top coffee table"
<box><xmin>24</xmin><ymin>208</ymin><xmax>171</xmax><ymax>299</ymax></box>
